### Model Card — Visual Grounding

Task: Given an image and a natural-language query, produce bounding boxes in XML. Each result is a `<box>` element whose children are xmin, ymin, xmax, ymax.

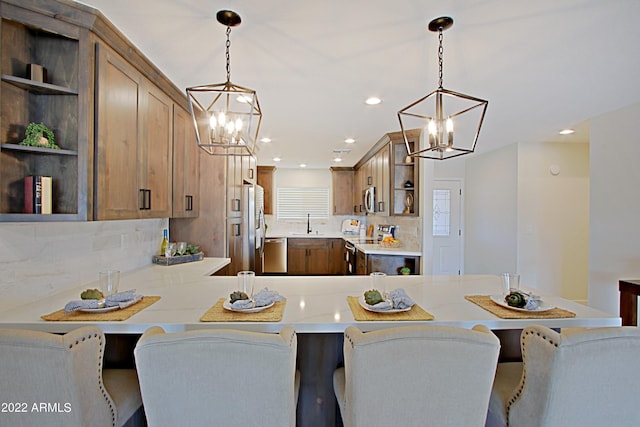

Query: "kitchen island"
<box><xmin>0</xmin><ymin>259</ymin><xmax>620</xmax><ymax>427</ymax></box>
<box><xmin>0</xmin><ymin>258</ymin><xmax>617</xmax><ymax>333</ymax></box>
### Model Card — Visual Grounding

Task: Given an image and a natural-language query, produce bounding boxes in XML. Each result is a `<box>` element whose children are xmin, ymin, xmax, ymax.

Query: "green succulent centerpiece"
<box><xmin>19</xmin><ymin>122</ymin><xmax>59</xmax><ymax>149</ymax></box>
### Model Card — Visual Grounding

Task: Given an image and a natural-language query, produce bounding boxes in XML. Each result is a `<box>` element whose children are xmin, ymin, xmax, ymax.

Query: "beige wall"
<box><xmin>589</xmin><ymin>102</ymin><xmax>640</xmax><ymax>314</ymax></box>
<box><xmin>517</xmin><ymin>141</ymin><xmax>589</xmax><ymax>301</ymax></box>
<box><xmin>461</xmin><ymin>140</ymin><xmax>590</xmax><ymax>302</ymax></box>
<box><xmin>464</xmin><ymin>144</ymin><xmax>519</xmax><ymax>275</ymax></box>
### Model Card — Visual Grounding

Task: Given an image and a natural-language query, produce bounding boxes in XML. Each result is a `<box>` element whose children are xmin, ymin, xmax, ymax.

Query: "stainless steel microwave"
<box><xmin>363</xmin><ymin>186</ymin><xmax>376</xmax><ymax>214</ymax></box>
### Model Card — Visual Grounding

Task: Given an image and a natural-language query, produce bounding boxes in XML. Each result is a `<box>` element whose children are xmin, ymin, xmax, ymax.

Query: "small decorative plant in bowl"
<box><xmin>400</xmin><ymin>267</ymin><xmax>411</xmax><ymax>275</ymax></box>
<box><xmin>20</xmin><ymin>122</ymin><xmax>60</xmax><ymax>149</ymax></box>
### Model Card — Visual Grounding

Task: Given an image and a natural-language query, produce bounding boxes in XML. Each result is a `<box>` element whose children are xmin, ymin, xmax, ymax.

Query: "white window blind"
<box><xmin>277</xmin><ymin>187</ymin><xmax>329</xmax><ymax>220</ymax></box>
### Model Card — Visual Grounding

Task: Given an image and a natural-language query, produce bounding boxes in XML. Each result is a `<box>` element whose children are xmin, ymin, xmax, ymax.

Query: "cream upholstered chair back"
<box><xmin>495</xmin><ymin>325</ymin><xmax>640</xmax><ymax>427</ymax></box>
<box><xmin>134</xmin><ymin>326</ymin><xmax>299</xmax><ymax>427</ymax></box>
<box><xmin>0</xmin><ymin>326</ymin><xmax>141</xmax><ymax>427</ymax></box>
<box><xmin>333</xmin><ymin>324</ymin><xmax>501</xmax><ymax>427</ymax></box>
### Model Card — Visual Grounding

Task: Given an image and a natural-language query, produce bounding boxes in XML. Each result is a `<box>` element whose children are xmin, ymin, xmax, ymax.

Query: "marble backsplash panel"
<box><xmin>0</xmin><ymin>218</ymin><xmax>166</xmax><ymax>312</ymax></box>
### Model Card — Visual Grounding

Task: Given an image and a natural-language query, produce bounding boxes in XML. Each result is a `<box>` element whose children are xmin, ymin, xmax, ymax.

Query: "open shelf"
<box><xmin>1</xmin><ymin>74</ymin><xmax>77</xmax><ymax>95</ymax></box>
<box><xmin>1</xmin><ymin>143</ymin><xmax>78</xmax><ymax>156</ymax></box>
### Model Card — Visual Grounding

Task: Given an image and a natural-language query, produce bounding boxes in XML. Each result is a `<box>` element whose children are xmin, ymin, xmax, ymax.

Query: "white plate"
<box><xmin>358</xmin><ymin>295</ymin><xmax>413</xmax><ymax>313</ymax></box>
<box><xmin>78</xmin><ymin>305</ymin><xmax>120</xmax><ymax>313</ymax></box>
<box><xmin>490</xmin><ymin>295</ymin><xmax>556</xmax><ymax>313</ymax></box>
<box><xmin>223</xmin><ymin>300</ymin><xmax>275</xmax><ymax>313</ymax></box>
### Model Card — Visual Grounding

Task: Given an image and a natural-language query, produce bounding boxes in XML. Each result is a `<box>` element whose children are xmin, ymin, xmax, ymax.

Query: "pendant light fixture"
<box><xmin>398</xmin><ymin>17</ymin><xmax>488</xmax><ymax>160</ymax></box>
<box><xmin>186</xmin><ymin>10</ymin><xmax>262</xmax><ymax>156</ymax></box>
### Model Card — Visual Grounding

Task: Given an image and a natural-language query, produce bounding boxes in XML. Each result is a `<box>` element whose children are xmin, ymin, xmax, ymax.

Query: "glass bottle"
<box><xmin>160</xmin><ymin>229</ymin><xmax>168</xmax><ymax>256</ymax></box>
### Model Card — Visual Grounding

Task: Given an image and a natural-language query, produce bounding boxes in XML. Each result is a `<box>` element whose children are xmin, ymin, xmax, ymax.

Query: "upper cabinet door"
<box><xmin>95</xmin><ymin>43</ymin><xmax>173</xmax><ymax>220</ymax></box>
<box><xmin>138</xmin><ymin>81</ymin><xmax>173</xmax><ymax>218</ymax></box>
<box><xmin>172</xmin><ymin>105</ymin><xmax>199</xmax><ymax>218</ymax></box>
<box><xmin>95</xmin><ymin>43</ymin><xmax>140</xmax><ymax>220</ymax></box>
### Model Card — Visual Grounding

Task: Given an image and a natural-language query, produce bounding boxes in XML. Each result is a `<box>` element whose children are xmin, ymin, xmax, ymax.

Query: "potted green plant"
<box><xmin>400</xmin><ymin>267</ymin><xmax>411</xmax><ymax>275</ymax></box>
<box><xmin>19</xmin><ymin>122</ymin><xmax>59</xmax><ymax>149</ymax></box>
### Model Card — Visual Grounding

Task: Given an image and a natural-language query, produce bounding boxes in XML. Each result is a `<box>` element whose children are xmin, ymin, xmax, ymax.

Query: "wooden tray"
<box><xmin>152</xmin><ymin>252</ymin><xmax>204</xmax><ymax>266</ymax></box>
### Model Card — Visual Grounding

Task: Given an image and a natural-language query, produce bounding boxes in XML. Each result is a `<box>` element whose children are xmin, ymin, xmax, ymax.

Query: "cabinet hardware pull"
<box><xmin>378</xmin><ymin>201</ymin><xmax>384</xmax><ymax>212</ymax></box>
<box><xmin>233</xmin><ymin>223</ymin><xmax>240</xmax><ymax>236</ymax></box>
<box><xmin>367</xmin><ymin>176</ymin><xmax>372</xmax><ymax>185</ymax></box>
<box><xmin>249</xmin><ymin>168</ymin><xmax>254</xmax><ymax>179</ymax></box>
<box><xmin>231</xmin><ymin>198</ymin><xmax>240</xmax><ymax>211</ymax></box>
<box><xmin>139</xmin><ymin>189</ymin><xmax>151</xmax><ymax>210</ymax></box>
<box><xmin>186</xmin><ymin>195</ymin><xmax>193</xmax><ymax>211</ymax></box>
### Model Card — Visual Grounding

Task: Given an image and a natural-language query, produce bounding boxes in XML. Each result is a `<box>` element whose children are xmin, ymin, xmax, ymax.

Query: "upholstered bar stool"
<box><xmin>134</xmin><ymin>326</ymin><xmax>299</xmax><ymax>427</ymax></box>
<box><xmin>485</xmin><ymin>325</ymin><xmax>640</xmax><ymax>427</ymax></box>
<box><xmin>333</xmin><ymin>324</ymin><xmax>501</xmax><ymax>427</ymax></box>
<box><xmin>0</xmin><ymin>326</ymin><xmax>142</xmax><ymax>427</ymax></box>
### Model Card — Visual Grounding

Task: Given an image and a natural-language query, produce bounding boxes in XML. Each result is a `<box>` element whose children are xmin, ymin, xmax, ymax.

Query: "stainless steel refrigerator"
<box><xmin>243</xmin><ymin>184</ymin><xmax>265</xmax><ymax>274</ymax></box>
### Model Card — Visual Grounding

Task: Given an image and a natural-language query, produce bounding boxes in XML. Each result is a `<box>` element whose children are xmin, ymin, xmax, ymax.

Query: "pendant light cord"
<box><xmin>225</xmin><ymin>26</ymin><xmax>232</xmax><ymax>83</ymax></box>
<box><xmin>438</xmin><ymin>27</ymin><xmax>444</xmax><ymax>89</ymax></box>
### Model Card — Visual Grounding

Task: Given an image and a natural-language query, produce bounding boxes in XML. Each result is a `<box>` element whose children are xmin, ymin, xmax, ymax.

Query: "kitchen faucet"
<box><xmin>307</xmin><ymin>213</ymin><xmax>312</xmax><ymax>234</ymax></box>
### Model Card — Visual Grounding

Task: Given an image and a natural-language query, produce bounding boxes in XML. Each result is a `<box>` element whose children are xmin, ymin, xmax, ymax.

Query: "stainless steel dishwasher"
<box><xmin>264</xmin><ymin>238</ymin><xmax>287</xmax><ymax>273</ymax></box>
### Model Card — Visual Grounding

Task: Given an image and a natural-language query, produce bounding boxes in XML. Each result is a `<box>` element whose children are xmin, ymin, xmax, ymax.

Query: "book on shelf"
<box><xmin>24</xmin><ymin>175</ymin><xmax>52</xmax><ymax>214</ymax></box>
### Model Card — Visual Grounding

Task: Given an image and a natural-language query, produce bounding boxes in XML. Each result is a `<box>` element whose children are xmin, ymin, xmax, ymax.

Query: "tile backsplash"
<box><xmin>0</xmin><ymin>218</ymin><xmax>166</xmax><ymax>312</ymax></box>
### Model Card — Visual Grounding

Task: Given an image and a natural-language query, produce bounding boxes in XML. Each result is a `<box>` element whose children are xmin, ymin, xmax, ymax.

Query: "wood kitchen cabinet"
<box><xmin>374</xmin><ymin>144</ymin><xmax>390</xmax><ymax>215</ymax></box>
<box><xmin>355</xmin><ymin>252</ymin><xmax>420</xmax><ymax>275</ymax></box>
<box><xmin>0</xmin><ymin>7</ymin><xmax>88</xmax><ymax>221</ymax></box>
<box><xmin>1</xmin><ymin>0</ymin><xmax>193</xmax><ymax>222</ymax></box>
<box><xmin>353</xmin><ymin>130</ymin><xmax>420</xmax><ymax>217</ymax></box>
<box><xmin>287</xmin><ymin>239</ymin><xmax>328</xmax><ymax>275</ymax></box>
<box><xmin>95</xmin><ymin>43</ymin><xmax>173</xmax><ymax>220</ymax></box>
<box><xmin>390</xmin><ymin>129</ymin><xmax>420</xmax><ymax>216</ymax></box>
<box><xmin>172</xmin><ymin>104</ymin><xmax>199</xmax><ymax>218</ymax></box>
<box><xmin>330</xmin><ymin>167</ymin><xmax>354</xmax><ymax>215</ymax></box>
<box><xmin>257</xmin><ymin>166</ymin><xmax>275</xmax><ymax>214</ymax></box>
<box><xmin>329</xmin><ymin>238</ymin><xmax>346</xmax><ymax>275</ymax></box>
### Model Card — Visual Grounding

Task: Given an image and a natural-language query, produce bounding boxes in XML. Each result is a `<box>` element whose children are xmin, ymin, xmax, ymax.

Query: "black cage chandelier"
<box><xmin>398</xmin><ymin>17</ymin><xmax>488</xmax><ymax>160</ymax></box>
<box><xmin>186</xmin><ymin>10</ymin><xmax>262</xmax><ymax>156</ymax></box>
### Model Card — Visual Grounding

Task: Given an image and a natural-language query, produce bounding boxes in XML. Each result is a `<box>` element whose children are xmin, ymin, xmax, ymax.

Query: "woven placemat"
<box><xmin>465</xmin><ymin>295</ymin><xmax>576</xmax><ymax>319</ymax></box>
<box><xmin>200</xmin><ymin>298</ymin><xmax>286</xmax><ymax>322</ymax></box>
<box><xmin>347</xmin><ymin>296</ymin><xmax>434</xmax><ymax>321</ymax></box>
<box><xmin>41</xmin><ymin>296</ymin><xmax>161</xmax><ymax>321</ymax></box>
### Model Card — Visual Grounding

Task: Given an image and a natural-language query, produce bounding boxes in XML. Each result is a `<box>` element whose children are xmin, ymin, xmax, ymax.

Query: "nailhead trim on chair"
<box><xmin>345</xmin><ymin>333</ymin><xmax>355</xmax><ymax>348</ymax></box>
<box><xmin>68</xmin><ymin>330</ymin><xmax>117</xmax><ymax>427</ymax></box>
<box><xmin>505</xmin><ymin>329</ymin><xmax>559</xmax><ymax>427</ymax></box>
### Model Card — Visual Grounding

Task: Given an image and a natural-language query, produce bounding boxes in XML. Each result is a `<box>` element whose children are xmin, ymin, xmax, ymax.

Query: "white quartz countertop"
<box><xmin>267</xmin><ymin>233</ymin><xmax>422</xmax><ymax>256</ymax></box>
<box><xmin>0</xmin><ymin>259</ymin><xmax>619</xmax><ymax>334</ymax></box>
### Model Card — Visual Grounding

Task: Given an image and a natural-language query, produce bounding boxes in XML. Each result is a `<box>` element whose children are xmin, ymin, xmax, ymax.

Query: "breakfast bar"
<box><xmin>0</xmin><ymin>258</ymin><xmax>619</xmax><ymax>334</ymax></box>
<box><xmin>0</xmin><ymin>259</ymin><xmax>620</xmax><ymax>427</ymax></box>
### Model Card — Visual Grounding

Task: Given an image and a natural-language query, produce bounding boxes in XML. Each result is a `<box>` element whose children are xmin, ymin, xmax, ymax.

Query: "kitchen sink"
<box><xmin>289</xmin><ymin>232</ymin><xmax>324</xmax><ymax>236</ymax></box>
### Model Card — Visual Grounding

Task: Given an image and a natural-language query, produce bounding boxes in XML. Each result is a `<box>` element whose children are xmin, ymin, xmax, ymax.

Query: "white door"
<box><xmin>432</xmin><ymin>180</ymin><xmax>462</xmax><ymax>275</ymax></box>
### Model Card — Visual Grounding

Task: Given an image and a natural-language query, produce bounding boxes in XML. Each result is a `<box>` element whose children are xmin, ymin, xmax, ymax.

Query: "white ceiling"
<box><xmin>76</xmin><ymin>0</ymin><xmax>640</xmax><ymax>168</ymax></box>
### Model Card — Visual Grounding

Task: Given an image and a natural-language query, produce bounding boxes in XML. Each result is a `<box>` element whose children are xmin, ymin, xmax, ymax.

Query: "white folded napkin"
<box><xmin>64</xmin><ymin>299</ymin><xmax>102</xmax><ymax>313</ymax></box>
<box><xmin>253</xmin><ymin>288</ymin><xmax>284</xmax><ymax>307</ymax></box>
<box><xmin>106</xmin><ymin>292</ymin><xmax>143</xmax><ymax>309</ymax></box>
<box><xmin>370</xmin><ymin>300</ymin><xmax>393</xmax><ymax>310</ymax></box>
<box><xmin>231</xmin><ymin>299</ymin><xmax>255</xmax><ymax>309</ymax></box>
<box><xmin>388</xmin><ymin>288</ymin><xmax>415</xmax><ymax>309</ymax></box>
<box><xmin>106</xmin><ymin>289</ymin><xmax>136</xmax><ymax>303</ymax></box>
<box><xmin>64</xmin><ymin>289</ymin><xmax>142</xmax><ymax>313</ymax></box>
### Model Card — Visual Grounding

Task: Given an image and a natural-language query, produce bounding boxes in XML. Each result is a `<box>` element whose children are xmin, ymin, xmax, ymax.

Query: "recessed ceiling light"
<box><xmin>273</xmin><ymin>156</ymin><xmax>281</xmax><ymax>162</ymax></box>
<box><xmin>365</xmin><ymin>97</ymin><xmax>381</xmax><ymax>105</ymax></box>
<box><xmin>333</xmin><ymin>157</ymin><xmax>343</xmax><ymax>162</ymax></box>
<box><xmin>559</xmin><ymin>129</ymin><xmax>575</xmax><ymax>135</ymax></box>
<box><xmin>344</xmin><ymin>138</ymin><xmax>355</xmax><ymax>144</ymax></box>
<box><xmin>260</xmin><ymin>137</ymin><xmax>271</xmax><ymax>143</ymax></box>
<box><xmin>299</xmin><ymin>163</ymin><xmax>307</xmax><ymax>168</ymax></box>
